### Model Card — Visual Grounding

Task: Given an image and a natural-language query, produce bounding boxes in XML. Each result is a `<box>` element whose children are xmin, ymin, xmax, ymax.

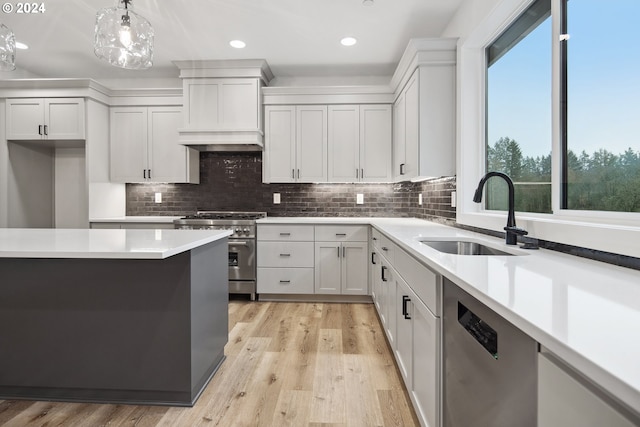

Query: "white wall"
<box><xmin>7</xmin><ymin>141</ymin><xmax>54</xmax><ymax>228</ymax></box>
<box><xmin>441</xmin><ymin>0</ymin><xmax>504</xmax><ymax>40</ymax></box>
<box><xmin>54</xmin><ymin>146</ymin><xmax>87</xmax><ymax>228</ymax></box>
<box><xmin>86</xmin><ymin>99</ymin><xmax>125</xmax><ymax>219</ymax></box>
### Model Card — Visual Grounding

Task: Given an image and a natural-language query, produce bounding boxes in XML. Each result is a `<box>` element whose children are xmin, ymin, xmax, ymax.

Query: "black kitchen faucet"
<box><xmin>473</xmin><ymin>171</ymin><xmax>528</xmax><ymax>245</ymax></box>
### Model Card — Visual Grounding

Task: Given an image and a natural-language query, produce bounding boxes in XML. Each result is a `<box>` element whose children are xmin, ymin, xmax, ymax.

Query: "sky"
<box><xmin>487</xmin><ymin>0</ymin><xmax>640</xmax><ymax>159</ymax></box>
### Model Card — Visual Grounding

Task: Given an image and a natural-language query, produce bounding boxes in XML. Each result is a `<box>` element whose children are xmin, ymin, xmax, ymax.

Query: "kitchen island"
<box><xmin>0</xmin><ymin>228</ymin><xmax>231</xmax><ymax>406</ymax></box>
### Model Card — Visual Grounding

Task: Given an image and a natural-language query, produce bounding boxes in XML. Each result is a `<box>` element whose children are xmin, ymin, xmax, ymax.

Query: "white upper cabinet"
<box><xmin>296</xmin><ymin>106</ymin><xmax>328</xmax><ymax>182</ymax></box>
<box><xmin>392</xmin><ymin>39</ymin><xmax>456</xmax><ymax>181</ymax></box>
<box><xmin>263</xmin><ymin>105</ymin><xmax>327</xmax><ymax>183</ymax></box>
<box><xmin>183</xmin><ymin>78</ymin><xmax>259</xmax><ymax>130</ymax></box>
<box><xmin>110</xmin><ymin>106</ymin><xmax>198</xmax><ymax>184</ymax></box>
<box><xmin>328</xmin><ymin>104</ymin><xmax>392</xmax><ymax>182</ymax></box>
<box><xmin>6</xmin><ymin>98</ymin><xmax>85</xmax><ymax>140</ymax></box>
<box><xmin>264</xmin><ymin>106</ymin><xmax>296</xmax><ymax>182</ymax></box>
<box><xmin>265</xmin><ymin>101</ymin><xmax>391</xmax><ymax>184</ymax></box>
<box><xmin>360</xmin><ymin>105</ymin><xmax>392</xmax><ymax>182</ymax></box>
<box><xmin>328</xmin><ymin>105</ymin><xmax>360</xmax><ymax>182</ymax></box>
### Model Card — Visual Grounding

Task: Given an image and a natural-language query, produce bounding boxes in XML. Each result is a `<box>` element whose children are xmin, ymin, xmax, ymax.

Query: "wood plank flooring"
<box><xmin>0</xmin><ymin>301</ymin><xmax>419</xmax><ymax>426</ymax></box>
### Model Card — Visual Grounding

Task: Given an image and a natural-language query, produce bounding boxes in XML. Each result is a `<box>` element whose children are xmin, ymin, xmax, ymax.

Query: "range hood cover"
<box><xmin>175</xmin><ymin>59</ymin><xmax>273</xmax><ymax>151</ymax></box>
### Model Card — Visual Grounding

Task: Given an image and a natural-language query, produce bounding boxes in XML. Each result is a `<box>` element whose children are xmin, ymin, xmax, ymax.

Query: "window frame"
<box><xmin>456</xmin><ymin>0</ymin><xmax>640</xmax><ymax>258</ymax></box>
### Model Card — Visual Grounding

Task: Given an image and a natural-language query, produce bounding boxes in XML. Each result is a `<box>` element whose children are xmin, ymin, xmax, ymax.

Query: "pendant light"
<box><xmin>94</xmin><ymin>0</ymin><xmax>153</xmax><ymax>70</ymax></box>
<box><xmin>0</xmin><ymin>23</ymin><xmax>16</xmax><ymax>71</ymax></box>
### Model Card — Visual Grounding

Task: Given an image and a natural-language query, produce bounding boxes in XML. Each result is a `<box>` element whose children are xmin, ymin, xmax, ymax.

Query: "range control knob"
<box><xmin>243</xmin><ymin>228</ymin><xmax>250</xmax><ymax>233</ymax></box>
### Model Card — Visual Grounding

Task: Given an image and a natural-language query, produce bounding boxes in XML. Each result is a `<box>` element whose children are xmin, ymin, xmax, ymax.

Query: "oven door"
<box><xmin>228</xmin><ymin>239</ymin><xmax>256</xmax><ymax>281</ymax></box>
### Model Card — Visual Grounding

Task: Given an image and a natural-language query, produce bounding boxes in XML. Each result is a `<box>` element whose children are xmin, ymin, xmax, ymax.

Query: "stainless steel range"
<box><xmin>174</xmin><ymin>211</ymin><xmax>266</xmax><ymax>300</ymax></box>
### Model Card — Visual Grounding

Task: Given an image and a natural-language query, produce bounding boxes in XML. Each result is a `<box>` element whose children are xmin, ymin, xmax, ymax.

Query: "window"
<box><xmin>485</xmin><ymin>0</ymin><xmax>640</xmax><ymax>215</ymax></box>
<box><xmin>456</xmin><ymin>0</ymin><xmax>640</xmax><ymax>258</ymax></box>
<box><xmin>563</xmin><ymin>0</ymin><xmax>640</xmax><ymax>212</ymax></box>
<box><xmin>486</xmin><ymin>0</ymin><xmax>552</xmax><ymax>214</ymax></box>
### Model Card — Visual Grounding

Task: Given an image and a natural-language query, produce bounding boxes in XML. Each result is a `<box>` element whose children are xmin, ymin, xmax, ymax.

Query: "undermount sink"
<box><xmin>419</xmin><ymin>240</ymin><xmax>515</xmax><ymax>256</ymax></box>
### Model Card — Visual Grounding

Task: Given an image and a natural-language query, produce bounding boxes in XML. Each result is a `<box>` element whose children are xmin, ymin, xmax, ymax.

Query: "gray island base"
<box><xmin>0</xmin><ymin>239</ymin><xmax>228</xmax><ymax>406</ymax></box>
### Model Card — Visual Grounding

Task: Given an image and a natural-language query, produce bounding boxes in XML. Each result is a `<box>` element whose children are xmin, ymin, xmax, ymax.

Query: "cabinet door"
<box><xmin>395</xmin><ymin>277</ymin><xmax>413</xmax><ymax>388</ymax></box>
<box><xmin>184</xmin><ymin>79</ymin><xmax>219</xmax><ymax>128</ymax></box>
<box><xmin>393</xmin><ymin>92</ymin><xmax>406</xmax><ymax>179</ymax></box>
<box><xmin>110</xmin><ymin>107</ymin><xmax>148</xmax><ymax>183</ymax></box>
<box><xmin>5</xmin><ymin>98</ymin><xmax>44</xmax><ymax>140</ymax></box>
<box><xmin>220</xmin><ymin>79</ymin><xmax>259</xmax><ymax>128</ymax></box>
<box><xmin>314</xmin><ymin>241</ymin><xmax>341</xmax><ymax>294</ymax></box>
<box><xmin>148</xmin><ymin>107</ymin><xmax>194</xmax><ymax>183</ymax></box>
<box><xmin>341</xmin><ymin>242</ymin><xmax>368</xmax><ymax>295</ymax></box>
<box><xmin>371</xmin><ymin>250</ymin><xmax>382</xmax><ymax>311</ymax></box>
<box><xmin>538</xmin><ymin>353</ymin><xmax>638</xmax><ymax>427</ymax></box>
<box><xmin>381</xmin><ymin>262</ymin><xmax>397</xmax><ymax>348</ymax></box>
<box><xmin>328</xmin><ymin>105</ymin><xmax>359</xmax><ymax>182</ymax></box>
<box><xmin>360</xmin><ymin>105</ymin><xmax>392</xmax><ymax>182</ymax></box>
<box><xmin>264</xmin><ymin>106</ymin><xmax>296</xmax><ymax>183</ymax></box>
<box><xmin>403</xmin><ymin>72</ymin><xmax>419</xmax><ymax>180</ymax></box>
<box><xmin>412</xmin><ymin>297</ymin><xmax>440</xmax><ymax>427</ymax></box>
<box><xmin>296</xmin><ymin>106</ymin><xmax>327</xmax><ymax>183</ymax></box>
<box><xmin>45</xmin><ymin>98</ymin><xmax>85</xmax><ymax>140</ymax></box>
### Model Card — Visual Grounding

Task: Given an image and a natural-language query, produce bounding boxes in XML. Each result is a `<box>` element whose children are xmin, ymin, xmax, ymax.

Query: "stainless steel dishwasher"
<box><xmin>443</xmin><ymin>278</ymin><xmax>538</xmax><ymax>427</ymax></box>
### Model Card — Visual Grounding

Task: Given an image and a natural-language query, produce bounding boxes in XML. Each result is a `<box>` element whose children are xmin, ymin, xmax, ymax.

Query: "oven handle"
<box><xmin>228</xmin><ymin>241</ymin><xmax>250</xmax><ymax>246</ymax></box>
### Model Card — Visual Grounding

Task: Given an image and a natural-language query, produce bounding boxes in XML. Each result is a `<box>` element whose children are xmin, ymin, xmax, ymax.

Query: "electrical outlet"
<box><xmin>418</xmin><ymin>194</ymin><xmax>423</xmax><ymax>205</ymax></box>
<box><xmin>451</xmin><ymin>191</ymin><xmax>457</xmax><ymax>208</ymax></box>
<box><xmin>154</xmin><ymin>192</ymin><xmax>162</xmax><ymax>203</ymax></box>
<box><xmin>356</xmin><ymin>193</ymin><xmax>364</xmax><ymax>205</ymax></box>
<box><xmin>273</xmin><ymin>193</ymin><xmax>281</xmax><ymax>204</ymax></box>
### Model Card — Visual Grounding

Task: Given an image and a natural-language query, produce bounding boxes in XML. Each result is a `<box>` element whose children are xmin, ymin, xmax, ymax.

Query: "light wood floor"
<box><xmin>0</xmin><ymin>301</ymin><xmax>419</xmax><ymax>427</ymax></box>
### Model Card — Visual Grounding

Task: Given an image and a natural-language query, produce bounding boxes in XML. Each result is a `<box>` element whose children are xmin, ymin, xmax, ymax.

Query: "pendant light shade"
<box><xmin>94</xmin><ymin>0</ymin><xmax>153</xmax><ymax>70</ymax></box>
<box><xmin>0</xmin><ymin>23</ymin><xmax>16</xmax><ymax>71</ymax></box>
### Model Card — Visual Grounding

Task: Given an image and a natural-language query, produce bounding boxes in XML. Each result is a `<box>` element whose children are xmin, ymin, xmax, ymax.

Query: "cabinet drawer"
<box><xmin>315</xmin><ymin>225</ymin><xmax>368</xmax><ymax>242</ymax></box>
<box><xmin>396</xmin><ymin>248</ymin><xmax>440</xmax><ymax>316</ymax></box>
<box><xmin>257</xmin><ymin>224</ymin><xmax>315</xmax><ymax>241</ymax></box>
<box><xmin>257</xmin><ymin>268</ymin><xmax>314</xmax><ymax>294</ymax></box>
<box><xmin>257</xmin><ymin>242</ymin><xmax>314</xmax><ymax>267</ymax></box>
<box><xmin>377</xmin><ymin>234</ymin><xmax>397</xmax><ymax>264</ymax></box>
<box><xmin>371</xmin><ymin>228</ymin><xmax>382</xmax><ymax>249</ymax></box>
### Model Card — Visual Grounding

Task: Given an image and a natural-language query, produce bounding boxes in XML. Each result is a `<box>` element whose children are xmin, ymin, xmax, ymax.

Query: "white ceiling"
<box><xmin>1</xmin><ymin>0</ymin><xmax>464</xmax><ymax>81</ymax></box>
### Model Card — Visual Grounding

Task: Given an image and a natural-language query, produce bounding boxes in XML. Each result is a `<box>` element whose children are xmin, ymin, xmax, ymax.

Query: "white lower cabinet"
<box><xmin>371</xmin><ymin>228</ymin><xmax>441</xmax><ymax>427</ymax></box>
<box><xmin>257</xmin><ymin>223</ymin><xmax>368</xmax><ymax>296</ymax></box>
<box><xmin>538</xmin><ymin>352</ymin><xmax>639</xmax><ymax>427</ymax></box>
<box><xmin>315</xmin><ymin>241</ymin><xmax>368</xmax><ymax>295</ymax></box>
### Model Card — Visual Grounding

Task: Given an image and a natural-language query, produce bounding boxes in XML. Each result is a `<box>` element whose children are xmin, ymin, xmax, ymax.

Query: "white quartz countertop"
<box><xmin>89</xmin><ymin>216</ymin><xmax>182</xmax><ymax>223</ymax></box>
<box><xmin>0</xmin><ymin>228</ymin><xmax>232</xmax><ymax>259</ymax></box>
<box><xmin>259</xmin><ymin>216</ymin><xmax>640</xmax><ymax>416</ymax></box>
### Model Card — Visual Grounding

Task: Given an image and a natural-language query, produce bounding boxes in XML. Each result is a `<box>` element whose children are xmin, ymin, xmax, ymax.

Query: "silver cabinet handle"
<box><xmin>279</xmin><ymin>232</ymin><xmax>291</xmax><ymax>236</ymax></box>
<box><xmin>228</xmin><ymin>241</ymin><xmax>249</xmax><ymax>246</ymax></box>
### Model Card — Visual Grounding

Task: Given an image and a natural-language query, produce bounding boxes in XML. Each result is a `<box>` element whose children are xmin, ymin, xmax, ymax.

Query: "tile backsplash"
<box><xmin>126</xmin><ymin>152</ymin><xmax>457</xmax><ymax>222</ymax></box>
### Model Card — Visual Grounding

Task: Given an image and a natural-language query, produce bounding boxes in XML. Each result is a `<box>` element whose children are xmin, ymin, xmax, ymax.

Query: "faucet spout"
<box><xmin>473</xmin><ymin>171</ymin><xmax>527</xmax><ymax>245</ymax></box>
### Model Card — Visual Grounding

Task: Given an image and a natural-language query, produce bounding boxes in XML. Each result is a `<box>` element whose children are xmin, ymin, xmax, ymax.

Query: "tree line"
<box><xmin>485</xmin><ymin>137</ymin><xmax>640</xmax><ymax>213</ymax></box>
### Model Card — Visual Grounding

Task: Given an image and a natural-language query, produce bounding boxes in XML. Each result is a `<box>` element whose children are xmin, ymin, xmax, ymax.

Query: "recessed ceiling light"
<box><xmin>362</xmin><ymin>0</ymin><xmax>374</xmax><ymax>6</ymax></box>
<box><xmin>15</xmin><ymin>41</ymin><xmax>28</xmax><ymax>50</ymax></box>
<box><xmin>229</xmin><ymin>40</ymin><xmax>246</xmax><ymax>49</ymax></box>
<box><xmin>340</xmin><ymin>37</ymin><xmax>357</xmax><ymax>47</ymax></box>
